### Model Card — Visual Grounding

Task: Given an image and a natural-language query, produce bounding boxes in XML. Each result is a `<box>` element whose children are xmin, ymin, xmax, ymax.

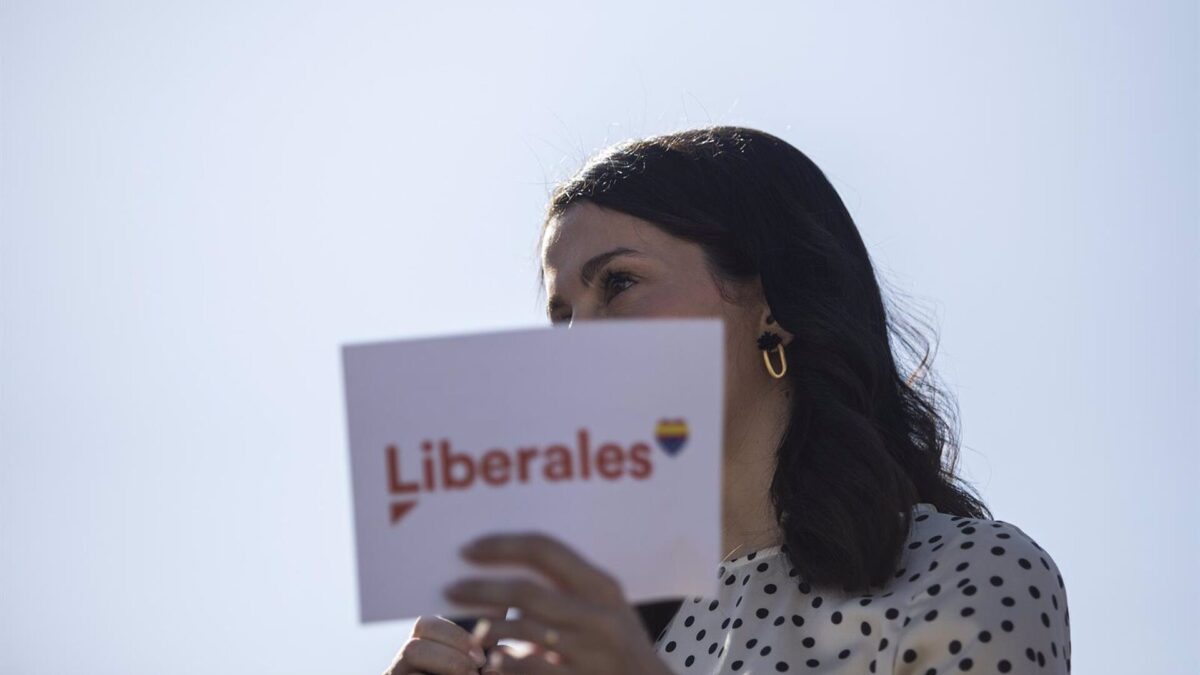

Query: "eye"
<box><xmin>600</xmin><ymin>269</ymin><xmax>636</xmax><ymax>301</ymax></box>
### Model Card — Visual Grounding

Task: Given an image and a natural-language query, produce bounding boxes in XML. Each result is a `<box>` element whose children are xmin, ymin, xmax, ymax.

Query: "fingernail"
<box><xmin>486</xmin><ymin>650</ymin><xmax>503</xmax><ymax>671</ymax></box>
<box><xmin>469</xmin><ymin>646</ymin><xmax>486</xmax><ymax>667</ymax></box>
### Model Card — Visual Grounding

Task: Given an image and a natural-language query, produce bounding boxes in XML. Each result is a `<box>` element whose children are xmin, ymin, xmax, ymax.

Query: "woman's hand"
<box><xmin>382</xmin><ymin>615</ymin><xmax>489</xmax><ymax>675</ymax></box>
<box><xmin>443</xmin><ymin>532</ymin><xmax>674</xmax><ymax>675</ymax></box>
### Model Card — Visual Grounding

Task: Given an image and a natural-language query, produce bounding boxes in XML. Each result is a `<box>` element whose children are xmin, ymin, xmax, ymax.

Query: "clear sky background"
<box><xmin>2</xmin><ymin>1</ymin><xmax>1196</xmax><ymax>673</ymax></box>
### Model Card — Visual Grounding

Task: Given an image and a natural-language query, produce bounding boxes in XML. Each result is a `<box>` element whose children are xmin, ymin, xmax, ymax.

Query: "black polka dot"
<box><xmin>775</xmin><ymin>663</ymin><xmax>789</xmax><ymax>672</ymax></box>
<box><xmin>959</xmin><ymin>657</ymin><xmax>973</xmax><ymax>670</ymax></box>
<box><xmin>665</xmin><ymin>641</ymin><xmax>676</xmax><ymax>652</ymax></box>
<box><xmin>765</xmin><ymin>583</ymin><xmax>777</xmax><ymax>594</ymax></box>
<box><xmin>755</xmin><ymin>608</ymin><xmax>769</xmax><ymax>619</ymax></box>
<box><xmin>685</xmin><ymin>655</ymin><xmax>694</xmax><ymax>667</ymax></box>
<box><xmin>838</xmin><ymin>649</ymin><xmax>851</xmax><ymax>659</ymax></box>
<box><xmin>695</xmin><ymin>629</ymin><xmax>705</xmax><ymax>641</ymax></box>
<box><xmin>731</xmin><ymin>660</ymin><xmax>744</xmax><ymax>671</ymax></box>
<box><xmin>830</xmin><ymin>611</ymin><xmax>843</xmax><ymax>624</ymax></box>
<box><xmin>802</xmin><ymin>637</ymin><xmax>815</xmax><ymax>648</ymax></box>
<box><xmin>903</xmin><ymin>649</ymin><xmax>918</xmax><ymax>663</ymax></box>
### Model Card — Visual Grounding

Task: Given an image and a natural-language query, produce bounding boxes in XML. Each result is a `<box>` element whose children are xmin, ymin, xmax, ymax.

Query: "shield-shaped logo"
<box><xmin>655</xmin><ymin>418</ymin><xmax>689</xmax><ymax>456</ymax></box>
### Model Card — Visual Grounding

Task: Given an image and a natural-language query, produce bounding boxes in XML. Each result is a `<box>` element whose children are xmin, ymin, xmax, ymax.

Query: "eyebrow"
<box><xmin>546</xmin><ymin>246</ymin><xmax>642</xmax><ymax>318</ymax></box>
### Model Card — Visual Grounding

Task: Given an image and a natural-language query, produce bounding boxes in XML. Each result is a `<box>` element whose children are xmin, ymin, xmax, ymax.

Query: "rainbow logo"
<box><xmin>655</xmin><ymin>418</ymin><xmax>689</xmax><ymax>456</ymax></box>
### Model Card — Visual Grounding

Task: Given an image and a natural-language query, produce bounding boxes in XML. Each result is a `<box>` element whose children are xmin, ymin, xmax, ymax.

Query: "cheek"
<box><xmin>720</xmin><ymin>310</ymin><xmax>762</xmax><ymax>394</ymax></box>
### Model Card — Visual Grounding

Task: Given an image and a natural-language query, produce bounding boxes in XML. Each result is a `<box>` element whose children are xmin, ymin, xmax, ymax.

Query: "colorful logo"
<box><xmin>655</xmin><ymin>418</ymin><xmax>689</xmax><ymax>456</ymax></box>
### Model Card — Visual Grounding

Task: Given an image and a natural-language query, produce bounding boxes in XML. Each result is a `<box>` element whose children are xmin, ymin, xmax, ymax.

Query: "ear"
<box><xmin>757</xmin><ymin>306</ymin><xmax>794</xmax><ymax>347</ymax></box>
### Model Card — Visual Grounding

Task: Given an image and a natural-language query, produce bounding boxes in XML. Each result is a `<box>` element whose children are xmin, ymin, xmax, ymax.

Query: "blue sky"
<box><xmin>2</xmin><ymin>1</ymin><xmax>1196</xmax><ymax>673</ymax></box>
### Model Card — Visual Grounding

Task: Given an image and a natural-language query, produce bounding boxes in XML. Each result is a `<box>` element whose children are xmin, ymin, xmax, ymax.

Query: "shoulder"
<box><xmin>885</xmin><ymin>507</ymin><xmax>1072</xmax><ymax>673</ymax></box>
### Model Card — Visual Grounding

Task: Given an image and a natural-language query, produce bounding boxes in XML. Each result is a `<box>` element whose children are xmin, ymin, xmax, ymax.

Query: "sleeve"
<box><xmin>891</xmin><ymin>520</ymin><xmax>1072</xmax><ymax>674</ymax></box>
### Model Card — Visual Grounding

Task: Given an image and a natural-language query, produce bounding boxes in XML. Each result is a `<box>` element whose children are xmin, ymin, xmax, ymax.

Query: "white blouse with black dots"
<box><xmin>653</xmin><ymin>503</ymin><xmax>1071</xmax><ymax>674</ymax></box>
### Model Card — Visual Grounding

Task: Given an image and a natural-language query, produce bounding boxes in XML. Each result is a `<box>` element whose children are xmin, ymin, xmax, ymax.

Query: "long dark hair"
<box><xmin>540</xmin><ymin>126</ymin><xmax>991</xmax><ymax>593</ymax></box>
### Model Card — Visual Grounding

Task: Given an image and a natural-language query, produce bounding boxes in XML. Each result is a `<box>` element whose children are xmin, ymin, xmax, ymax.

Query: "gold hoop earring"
<box><xmin>757</xmin><ymin>331</ymin><xmax>788</xmax><ymax>379</ymax></box>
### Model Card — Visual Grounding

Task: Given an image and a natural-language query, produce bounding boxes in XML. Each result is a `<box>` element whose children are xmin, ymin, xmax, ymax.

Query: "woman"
<box><xmin>384</xmin><ymin>126</ymin><xmax>1071</xmax><ymax>674</ymax></box>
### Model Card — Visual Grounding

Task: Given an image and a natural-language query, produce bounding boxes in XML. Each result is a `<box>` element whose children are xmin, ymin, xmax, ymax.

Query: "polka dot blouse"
<box><xmin>653</xmin><ymin>503</ymin><xmax>1071</xmax><ymax>674</ymax></box>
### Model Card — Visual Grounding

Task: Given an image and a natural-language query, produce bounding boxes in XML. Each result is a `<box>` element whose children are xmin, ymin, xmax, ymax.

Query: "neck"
<box><xmin>721</xmin><ymin>383</ymin><xmax>790</xmax><ymax>561</ymax></box>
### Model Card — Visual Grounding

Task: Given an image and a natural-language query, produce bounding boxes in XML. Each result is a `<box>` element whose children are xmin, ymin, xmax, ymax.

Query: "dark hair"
<box><xmin>540</xmin><ymin>126</ymin><xmax>991</xmax><ymax>593</ymax></box>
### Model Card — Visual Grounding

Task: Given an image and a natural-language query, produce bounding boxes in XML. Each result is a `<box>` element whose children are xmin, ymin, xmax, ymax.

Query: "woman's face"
<box><xmin>540</xmin><ymin>201</ymin><xmax>786</xmax><ymax>431</ymax></box>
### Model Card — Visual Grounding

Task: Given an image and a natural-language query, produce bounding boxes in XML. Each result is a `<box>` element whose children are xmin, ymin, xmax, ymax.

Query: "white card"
<box><xmin>341</xmin><ymin>318</ymin><xmax>725</xmax><ymax>623</ymax></box>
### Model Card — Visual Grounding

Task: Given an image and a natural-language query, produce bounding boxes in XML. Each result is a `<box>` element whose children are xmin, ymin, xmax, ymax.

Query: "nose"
<box><xmin>566</xmin><ymin>303</ymin><xmax>602</xmax><ymax>328</ymax></box>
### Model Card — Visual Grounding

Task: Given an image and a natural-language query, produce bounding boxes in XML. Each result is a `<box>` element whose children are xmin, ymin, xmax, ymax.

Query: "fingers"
<box><xmin>473</xmin><ymin>615</ymin><xmax>574</xmax><ymax>656</ymax></box>
<box><xmin>412</xmin><ymin>615</ymin><xmax>486</xmax><ymax>664</ymax></box>
<box><xmin>444</xmin><ymin>576</ymin><xmax>594</xmax><ymax>628</ymax></box>
<box><xmin>461</xmin><ymin>532</ymin><xmax>624</xmax><ymax>606</ymax></box>
<box><xmin>485</xmin><ymin>648</ymin><xmax>570</xmax><ymax>675</ymax></box>
<box><xmin>384</xmin><ymin>636</ymin><xmax>480</xmax><ymax>675</ymax></box>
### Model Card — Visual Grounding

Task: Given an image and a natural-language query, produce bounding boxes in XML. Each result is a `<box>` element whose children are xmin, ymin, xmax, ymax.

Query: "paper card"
<box><xmin>341</xmin><ymin>318</ymin><xmax>725</xmax><ymax>623</ymax></box>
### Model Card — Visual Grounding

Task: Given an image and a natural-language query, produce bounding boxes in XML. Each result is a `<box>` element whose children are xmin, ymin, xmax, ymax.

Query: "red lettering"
<box><xmin>628</xmin><ymin>442</ymin><xmax>652</xmax><ymax>479</ymax></box>
<box><xmin>516</xmin><ymin>447</ymin><xmax>538</xmax><ymax>482</ymax></box>
<box><xmin>421</xmin><ymin>440</ymin><xmax>436</xmax><ymax>491</ymax></box>
<box><xmin>386</xmin><ymin>445</ymin><xmax>420</xmax><ymax>493</ymax></box>
<box><xmin>543</xmin><ymin>444</ymin><xmax>573</xmax><ymax>481</ymax></box>
<box><xmin>481</xmin><ymin>449</ymin><xmax>511</xmax><ymax>486</ymax></box>
<box><xmin>384</xmin><ymin>428</ymin><xmax>658</xmax><ymax>503</ymax></box>
<box><xmin>596</xmin><ymin>443</ymin><xmax>624</xmax><ymax>480</ymax></box>
<box><xmin>440</xmin><ymin>439</ymin><xmax>475</xmax><ymax>489</ymax></box>
<box><xmin>577</xmin><ymin>428</ymin><xmax>591</xmax><ymax>480</ymax></box>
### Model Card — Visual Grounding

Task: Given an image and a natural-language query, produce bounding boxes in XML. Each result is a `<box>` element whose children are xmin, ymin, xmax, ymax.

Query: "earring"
<box><xmin>757</xmin><ymin>331</ymin><xmax>787</xmax><ymax>379</ymax></box>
